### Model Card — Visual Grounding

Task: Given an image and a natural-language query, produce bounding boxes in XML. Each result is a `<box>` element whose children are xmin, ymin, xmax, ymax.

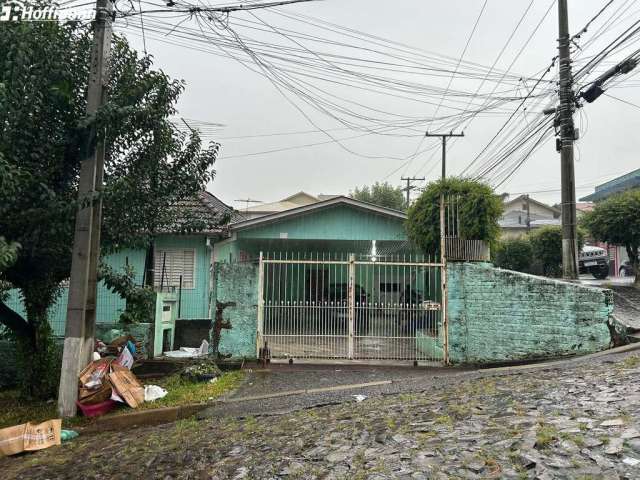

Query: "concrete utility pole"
<box><xmin>400</xmin><ymin>176</ymin><xmax>424</xmax><ymax>207</ymax></box>
<box><xmin>425</xmin><ymin>132</ymin><xmax>465</xmax><ymax>180</ymax></box>
<box><xmin>525</xmin><ymin>194</ymin><xmax>531</xmax><ymax>233</ymax></box>
<box><xmin>426</xmin><ymin>132</ymin><xmax>463</xmax><ymax>366</ymax></box>
<box><xmin>58</xmin><ymin>0</ymin><xmax>113</xmax><ymax>417</ymax></box>
<box><xmin>557</xmin><ymin>0</ymin><xmax>579</xmax><ymax>279</ymax></box>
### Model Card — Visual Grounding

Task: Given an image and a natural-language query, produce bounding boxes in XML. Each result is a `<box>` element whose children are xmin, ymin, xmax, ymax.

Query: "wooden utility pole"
<box><xmin>557</xmin><ymin>0</ymin><xmax>579</xmax><ymax>279</ymax></box>
<box><xmin>58</xmin><ymin>0</ymin><xmax>113</xmax><ymax>417</ymax></box>
<box><xmin>400</xmin><ymin>176</ymin><xmax>424</xmax><ymax>207</ymax></box>
<box><xmin>425</xmin><ymin>132</ymin><xmax>465</xmax><ymax>179</ymax></box>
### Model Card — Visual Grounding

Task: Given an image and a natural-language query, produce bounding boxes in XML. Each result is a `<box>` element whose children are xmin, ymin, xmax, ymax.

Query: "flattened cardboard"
<box><xmin>110</xmin><ymin>364</ymin><xmax>144</xmax><ymax>408</ymax></box>
<box><xmin>0</xmin><ymin>420</ymin><xmax>61</xmax><ymax>456</ymax></box>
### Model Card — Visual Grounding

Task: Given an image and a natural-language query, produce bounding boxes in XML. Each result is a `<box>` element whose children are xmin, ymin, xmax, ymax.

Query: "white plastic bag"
<box><xmin>144</xmin><ymin>385</ymin><xmax>168</xmax><ymax>402</ymax></box>
<box><xmin>115</xmin><ymin>347</ymin><xmax>134</xmax><ymax>370</ymax></box>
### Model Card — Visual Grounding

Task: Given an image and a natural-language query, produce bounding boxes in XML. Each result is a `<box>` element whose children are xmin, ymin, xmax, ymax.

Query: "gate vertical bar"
<box><xmin>440</xmin><ymin>196</ymin><xmax>449</xmax><ymax>365</ymax></box>
<box><xmin>348</xmin><ymin>253</ymin><xmax>355</xmax><ymax>359</ymax></box>
<box><xmin>257</xmin><ymin>251</ymin><xmax>265</xmax><ymax>358</ymax></box>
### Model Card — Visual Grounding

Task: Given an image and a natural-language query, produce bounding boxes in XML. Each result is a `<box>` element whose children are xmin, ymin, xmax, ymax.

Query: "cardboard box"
<box><xmin>110</xmin><ymin>364</ymin><xmax>145</xmax><ymax>408</ymax></box>
<box><xmin>0</xmin><ymin>420</ymin><xmax>61</xmax><ymax>456</ymax></box>
<box><xmin>79</xmin><ymin>358</ymin><xmax>112</xmax><ymax>388</ymax></box>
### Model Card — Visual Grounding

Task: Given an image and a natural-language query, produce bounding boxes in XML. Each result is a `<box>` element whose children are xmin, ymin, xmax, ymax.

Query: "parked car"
<box><xmin>619</xmin><ymin>259</ymin><xmax>637</xmax><ymax>277</ymax></box>
<box><xmin>578</xmin><ymin>245</ymin><xmax>609</xmax><ymax>279</ymax></box>
<box><xmin>399</xmin><ymin>287</ymin><xmax>438</xmax><ymax>336</ymax></box>
<box><xmin>321</xmin><ymin>283</ymin><xmax>370</xmax><ymax>335</ymax></box>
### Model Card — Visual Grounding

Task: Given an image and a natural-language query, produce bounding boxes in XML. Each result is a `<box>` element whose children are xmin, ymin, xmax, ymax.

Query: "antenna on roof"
<box><xmin>235</xmin><ymin>198</ymin><xmax>262</xmax><ymax>212</ymax></box>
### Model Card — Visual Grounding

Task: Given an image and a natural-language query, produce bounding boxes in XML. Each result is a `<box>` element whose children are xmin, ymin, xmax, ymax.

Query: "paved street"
<box><xmin>3</xmin><ymin>350</ymin><xmax>640</xmax><ymax>479</ymax></box>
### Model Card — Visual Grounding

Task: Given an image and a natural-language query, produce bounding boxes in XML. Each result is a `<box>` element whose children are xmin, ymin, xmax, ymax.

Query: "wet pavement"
<box><xmin>3</xmin><ymin>349</ymin><xmax>640</xmax><ymax>479</ymax></box>
<box><xmin>580</xmin><ymin>276</ymin><xmax>639</xmax><ymax>331</ymax></box>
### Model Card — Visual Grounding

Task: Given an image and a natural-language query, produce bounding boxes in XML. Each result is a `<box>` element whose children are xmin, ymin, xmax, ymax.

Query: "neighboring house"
<box><xmin>579</xmin><ymin>168</ymin><xmax>640</xmax><ymax>275</ymax></box>
<box><xmin>4</xmin><ymin>192</ymin><xmax>239</xmax><ymax>338</ymax></box>
<box><xmin>241</xmin><ymin>192</ymin><xmax>320</xmax><ymax>220</ymax></box>
<box><xmin>498</xmin><ymin>194</ymin><xmax>560</xmax><ymax>239</ymax></box>
<box><xmin>240</xmin><ymin>192</ymin><xmax>341</xmax><ymax>219</ymax></box>
<box><xmin>580</xmin><ymin>167</ymin><xmax>640</xmax><ymax>202</ymax></box>
<box><xmin>575</xmin><ymin>202</ymin><xmax>594</xmax><ymax>219</ymax></box>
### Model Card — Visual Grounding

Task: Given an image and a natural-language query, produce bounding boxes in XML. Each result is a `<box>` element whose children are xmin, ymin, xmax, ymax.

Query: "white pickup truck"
<box><xmin>578</xmin><ymin>245</ymin><xmax>610</xmax><ymax>279</ymax></box>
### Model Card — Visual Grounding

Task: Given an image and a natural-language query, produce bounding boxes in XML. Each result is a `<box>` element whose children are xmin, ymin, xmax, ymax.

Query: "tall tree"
<box><xmin>582</xmin><ymin>190</ymin><xmax>640</xmax><ymax>287</ymax></box>
<box><xmin>351</xmin><ymin>182</ymin><xmax>406</xmax><ymax>211</ymax></box>
<box><xmin>0</xmin><ymin>20</ymin><xmax>221</xmax><ymax>397</ymax></box>
<box><xmin>406</xmin><ymin>178</ymin><xmax>503</xmax><ymax>254</ymax></box>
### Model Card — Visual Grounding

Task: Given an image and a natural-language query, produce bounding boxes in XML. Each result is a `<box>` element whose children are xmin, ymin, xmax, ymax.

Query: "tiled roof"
<box><xmin>169</xmin><ymin>192</ymin><xmax>243</xmax><ymax>234</ymax></box>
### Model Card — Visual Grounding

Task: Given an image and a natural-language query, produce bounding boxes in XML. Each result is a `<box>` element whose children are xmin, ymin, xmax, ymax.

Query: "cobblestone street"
<box><xmin>3</xmin><ymin>352</ymin><xmax>640</xmax><ymax>479</ymax></box>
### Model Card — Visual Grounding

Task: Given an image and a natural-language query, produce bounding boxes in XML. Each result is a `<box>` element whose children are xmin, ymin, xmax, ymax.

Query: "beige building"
<box><xmin>239</xmin><ymin>192</ymin><xmax>340</xmax><ymax>220</ymax></box>
<box><xmin>499</xmin><ymin>194</ymin><xmax>561</xmax><ymax>239</ymax></box>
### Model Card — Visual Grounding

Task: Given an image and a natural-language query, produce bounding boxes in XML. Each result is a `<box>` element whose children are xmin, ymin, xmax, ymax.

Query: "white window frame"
<box><xmin>154</xmin><ymin>248</ymin><xmax>197</xmax><ymax>290</ymax></box>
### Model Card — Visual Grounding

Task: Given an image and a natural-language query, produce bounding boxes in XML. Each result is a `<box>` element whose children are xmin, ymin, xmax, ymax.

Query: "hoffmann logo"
<box><xmin>0</xmin><ymin>1</ymin><xmax>94</xmax><ymax>21</ymax></box>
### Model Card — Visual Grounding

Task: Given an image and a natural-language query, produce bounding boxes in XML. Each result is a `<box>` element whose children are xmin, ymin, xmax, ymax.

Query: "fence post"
<box><xmin>440</xmin><ymin>195</ymin><xmax>449</xmax><ymax>365</ymax></box>
<box><xmin>348</xmin><ymin>253</ymin><xmax>355</xmax><ymax>359</ymax></box>
<box><xmin>257</xmin><ymin>251</ymin><xmax>265</xmax><ymax>358</ymax></box>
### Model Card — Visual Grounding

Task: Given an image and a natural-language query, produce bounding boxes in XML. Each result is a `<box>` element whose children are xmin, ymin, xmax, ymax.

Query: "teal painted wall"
<box><xmin>4</xmin><ymin>236</ymin><xmax>212</xmax><ymax>337</ymax></box>
<box><xmin>4</xmin><ymin>248</ymin><xmax>146</xmax><ymax>336</ymax></box>
<box><xmin>447</xmin><ymin>262</ymin><xmax>613</xmax><ymax>364</ymax></box>
<box><xmin>236</xmin><ymin>205</ymin><xmax>407</xmax><ymax>241</ymax></box>
<box><xmin>214</xmin><ymin>262</ymin><xmax>259</xmax><ymax>358</ymax></box>
<box><xmin>155</xmin><ymin>235</ymin><xmax>211</xmax><ymax>320</ymax></box>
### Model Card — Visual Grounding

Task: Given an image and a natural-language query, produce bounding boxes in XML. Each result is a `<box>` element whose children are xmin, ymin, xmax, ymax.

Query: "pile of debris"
<box><xmin>95</xmin><ymin>332</ymin><xmax>144</xmax><ymax>362</ymax></box>
<box><xmin>77</xmin><ymin>337</ymin><xmax>166</xmax><ymax>416</ymax></box>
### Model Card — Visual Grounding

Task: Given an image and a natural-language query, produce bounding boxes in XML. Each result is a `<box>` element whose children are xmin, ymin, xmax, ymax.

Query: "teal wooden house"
<box><xmin>214</xmin><ymin>195</ymin><xmax>411</xmax><ymax>262</ymax></box>
<box><xmin>3</xmin><ymin>191</ymin><xmax>616</xmax><ymax>367</ymax></box>
<box><xmin>4</xmin><ymin>193</ymin><xmax>414</xmax><ymax>352</ymax></box>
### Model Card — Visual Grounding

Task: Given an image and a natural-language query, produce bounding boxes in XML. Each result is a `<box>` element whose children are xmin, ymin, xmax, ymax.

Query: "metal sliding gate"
<box><xmin>257</xmin><ymin>253</ymin><xmax>446</xmax><ymax>364</ymax></box>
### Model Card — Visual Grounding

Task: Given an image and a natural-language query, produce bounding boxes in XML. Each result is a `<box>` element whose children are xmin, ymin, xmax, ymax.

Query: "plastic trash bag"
<box><xmin>61</xmin><ymin>430</ymin><xmax>79</xmax><ymax>442</ymax></box>
<box><xmin>144</xmin><ymin>385</ymin><xmax>168</xmax><ymax>402</ymax></box>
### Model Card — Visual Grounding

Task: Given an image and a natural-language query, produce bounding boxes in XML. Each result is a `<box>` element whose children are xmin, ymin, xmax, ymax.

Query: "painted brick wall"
<box><xmin>447</xmin><ymin>262</ymin><xmax>613</xmax><ymax>364</ymax></box>
<box><xmin>214</xmin><ymin>262</ymin><xmax>259</xmax><ymax>359</ymax></box>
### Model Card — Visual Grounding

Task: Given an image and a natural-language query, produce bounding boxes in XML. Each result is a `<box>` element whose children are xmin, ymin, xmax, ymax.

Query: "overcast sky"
<box><xmin>113</xmin><ymin>0</ymin><xmax>640</xmax><ymax>209</ymax></box>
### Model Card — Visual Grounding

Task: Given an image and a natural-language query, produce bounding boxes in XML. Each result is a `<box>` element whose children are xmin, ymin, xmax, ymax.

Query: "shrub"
<box><xmin>493</xmin><ymin>237</ymin><xmax>533</xmax><ymax>273</ymax></box>
<box><xmin>528</xmin><ymin>226</ymin><xmax>585</xmax><ymax>277</ymax></box>
<box><xmin>407</xmin><ymin>178</ymin><xmax>503</xmax><ymax>254</ymax></box>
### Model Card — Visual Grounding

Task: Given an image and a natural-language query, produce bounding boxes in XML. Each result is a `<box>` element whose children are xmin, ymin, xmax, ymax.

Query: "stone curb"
<box><xmin>77</xmin><ymin>343</ymin><xmax>640</xmax><ymax>434</ymax></box>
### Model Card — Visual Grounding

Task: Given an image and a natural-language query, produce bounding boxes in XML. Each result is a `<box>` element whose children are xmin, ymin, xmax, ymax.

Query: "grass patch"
<box><xmin>0</xmin><ymin>390</ymin><xmax>60</xmax><ymax>429</ymax></box>
<box><xmin>0</xmin><ymin>370</ymin><xmax>244</xmax><ymax>428</ymax></box>
<box><xmin>138</xmin><ymin>370</ymin><xmax>245</xmax><ymax>410</ymax></box>
<box><xmin>536</xmin><ymin>423</ymin><xmax>558</xmax><ymax>449</ymax></box>
<box><xmin>620</xmin><ymin>355</ymin><xmax>640</xmax><ymax>369</ymax></box>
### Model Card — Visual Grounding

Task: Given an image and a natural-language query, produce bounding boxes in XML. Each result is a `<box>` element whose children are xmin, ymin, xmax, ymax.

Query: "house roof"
<box><xmin>580</xmin><ymin>168</ymin><xmax>640</xmax><ymax>202</ymax></box>
<box><xmin>244</xmin><ymin>191</ymin><xmax>320</xmax><ymax>213</ymax></box>
<box><xmin>576</xmin><ymin>202</ymin><xmax>594</xmax><ymax>213</ymax></box>
<box><xmin>230</xmin><ymin>196</ymin><xmax>407</xmax><ymax>231</ymax></box>
<box><xmin>503</xmin><ymin>194</ymin><xmax>561</xmax><ymax>215</ymax></box>
<box><xmin>171</xmin><ymin>191</ymin><xmax>243</xmax><ymax>234</ymax></box>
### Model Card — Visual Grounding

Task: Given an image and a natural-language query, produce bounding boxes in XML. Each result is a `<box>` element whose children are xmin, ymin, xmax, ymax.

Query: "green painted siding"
<box><xmin>155</xmin><ymin>236</ymin><xmax>211</xmax><ymax>320</ymax></box>
<box><xmin>214</xmin><ymin>262</ymin><xmax>259</xmax><ymax>358</ymax></box>
<box><xmin>236</xmin><ymin>205</ymin><xmax>407</xmax><ymax>241</ymax></box>
<box><xmin>4</xmin><ymin>236</ymin><xmax>212</xmax><ymax>337</ymax></box>
<box><xmin>4</xmin><ymin>248</ymin><xmax>146</xmax><ymax>336</ymax></box>
<box><xmin>447</xmin><ymin>262</ymin><xmax>613</xmax><ymax>364</ymax></box>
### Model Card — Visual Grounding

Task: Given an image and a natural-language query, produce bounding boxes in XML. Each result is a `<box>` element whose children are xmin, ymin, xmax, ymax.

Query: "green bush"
<box><xmin>528</xmin><ymin>226</ymin><xmax>585</xmax><ymax>277</ymax></box>
<box><xmin>493</xmin><ymin>238</ymin><xmax>533</xmax><ymax>273</ymax></box>
<box><xmin>407</xmin><ymin>178</ymin><xmax>503</xmax><ymax>254</ymax></box>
